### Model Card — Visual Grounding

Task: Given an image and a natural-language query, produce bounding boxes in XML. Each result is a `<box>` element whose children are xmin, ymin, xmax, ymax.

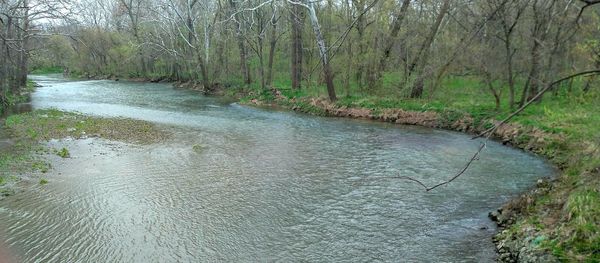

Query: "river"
<box><xmin>0</xmin><ymin>75</ymin><xmax>555</xmax><ymax>262</ymax></box>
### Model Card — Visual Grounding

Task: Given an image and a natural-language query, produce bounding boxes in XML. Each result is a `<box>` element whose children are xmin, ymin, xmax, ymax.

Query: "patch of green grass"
<box><xmin>1</xmin><ymin>146</ymin><xmax>39</xmax><ymax>175</ymax></box>
<box><xmin>31</xmin><ymin>160</ymin><xmax>50</xmax><ymax>173</ymax></box>
<box><xmin>0</xmin><ymin>139</ymin><xmax>51</xmax><ymax>198</ymax></box>
<box><xmin>30</xmin><ymin>66</ymin><xmax>64</xmax><ymax>74</ymax></box>
<box><xmin>39</xmin><ymin>178</ymin><xmax>49</xmax><ymax>185</ymax></box>
<box><xmin>564</xmin><ymin>189</ymin><xmax>600</xmax><ymax>248</ymax></box>
<box><xmin>55</xmin><ymin>147</ymin><xmax>70</xmax><ymax>158</ymax></box>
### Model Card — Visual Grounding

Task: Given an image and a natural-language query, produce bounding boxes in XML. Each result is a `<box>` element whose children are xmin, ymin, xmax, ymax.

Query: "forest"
<box><xmin>0</xmin><ymin>0</ymin><xmax>597</xmax><ymax>106</ymax></box>
<box><xmin>1</xmin><ymin>0</ymin><xmax>600</xmax><ymax>262</ymax></box>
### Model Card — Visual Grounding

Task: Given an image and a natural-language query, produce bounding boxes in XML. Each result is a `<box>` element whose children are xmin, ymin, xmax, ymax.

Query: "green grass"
<box><xmin>0</xmin><ymin>138</ymin><xmax>52</xmax><ymax>196</ymax></box>
<box><xmin>55</xmin><ymin>147</ymin><xmax>70</xmax><ymax>158</ymax></box>
<box><xmin>29</xmin><ymin>66</ymin><xmax>64</xmax><ymax>74</ymax></box>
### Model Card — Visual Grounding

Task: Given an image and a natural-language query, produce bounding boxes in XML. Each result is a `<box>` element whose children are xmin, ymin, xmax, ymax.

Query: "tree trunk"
<box><xmin>352</xmin><ymin>0</ymin><xmax>366</xmax><ymax>89</ymax></box>
<box><xmin>484</xmin><ymin>74</ymin><xmax>501</xmax><ymax>110</ymax></box>
<box><xmin>290</xmin><ymin>4</ymin><xmax>304</xmax><ymax>90</ymax></box>
<box><xmin>258</xmin><ymin>36</ymin><xmax>266</xmax><ymax>90</ymax></box>
<box><xmin>196</xmin><ymin>51</ymin><xmax>211</xmax><ymax>89</ymax></box>
<box><xmin>505</xmin><ymin>39</ymin><xmax>516</xmax><ymax>109</ymax></box>
<box><xmin>525</xmin><ymin>40</ymin><xmax>541</xmax><ymax>103</ymax></box>
<box><xmin>408</xmin><ymin>0</ymin><xmax>449</xmax><ymax>98</ymax></box>
<box><xmin>228</xmin><ymin>0</ymin><xmax>251</xmax><ymax>85</ymax></box>
<box><xmin>236</xmin><ymin>33</ymin><xmax>251</xmax><ymax>85</ymax></box>
<box><xmin>17</xmin><ymin>0</ymin><xmax>29</xmax><ymax>88</ymax></box>
<box><xmin>266</xmin><ymin>15</ymin><xmax>278</xmax><ymax>87</ymax></box>
<box><xmin>306</xmin><ymin>1</ymin><xmax>336</xmax><ymax>101</ymax></box>
<box><xmin>370</xmin><ymin>0</ymin><xmax>411</xmax><ymax>87</ymax></box>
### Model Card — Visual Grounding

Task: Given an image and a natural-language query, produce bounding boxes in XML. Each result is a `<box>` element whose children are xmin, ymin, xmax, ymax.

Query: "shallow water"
<box><xmin>0</xmin><ymin>75</ymin><xmax>555</xmax><ymax>262</ymax></box>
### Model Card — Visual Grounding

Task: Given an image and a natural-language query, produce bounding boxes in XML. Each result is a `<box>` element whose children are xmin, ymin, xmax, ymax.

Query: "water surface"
<box><xmin>0</xmin><ymin>75</ymin><xmax>555</xmax><ymax>262</ymax></box>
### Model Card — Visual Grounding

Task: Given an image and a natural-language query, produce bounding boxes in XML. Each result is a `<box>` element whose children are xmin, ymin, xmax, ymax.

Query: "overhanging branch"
<box><xmin>398</xmin><ymin>69</ymin><xmax>600</xmax><ymax>192</ymax></box>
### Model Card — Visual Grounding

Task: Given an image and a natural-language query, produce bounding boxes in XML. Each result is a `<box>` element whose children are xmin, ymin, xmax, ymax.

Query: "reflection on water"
<box><xmin>0</xmin><ymin>75</ymin><xmax>556</xmax><ymax>262</ymax></box>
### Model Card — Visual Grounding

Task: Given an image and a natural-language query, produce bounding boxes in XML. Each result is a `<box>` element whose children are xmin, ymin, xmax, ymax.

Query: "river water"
<box><xmin>0</xmin><ymin>75</ymin><xmax>555</xmax><ymax>262</ymax></box>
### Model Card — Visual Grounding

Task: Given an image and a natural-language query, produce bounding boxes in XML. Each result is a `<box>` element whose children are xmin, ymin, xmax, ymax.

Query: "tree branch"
<box><xmin>399</xmin><ymin>69</ymin><xmax>600</xmax><ymax>191</ymax></box>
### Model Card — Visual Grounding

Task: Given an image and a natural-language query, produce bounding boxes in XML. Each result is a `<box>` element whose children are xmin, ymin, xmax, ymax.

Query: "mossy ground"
<box><xmin>237</xmin><ymin>75</ymin><xmax>599</xmax><ymax>261</ymax></box>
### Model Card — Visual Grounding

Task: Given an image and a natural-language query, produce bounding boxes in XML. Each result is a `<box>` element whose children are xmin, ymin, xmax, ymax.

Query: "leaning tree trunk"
<box><xmin>306</xmin><ymin>1</ymin><xmax>336</xmax><ymax>101</ymax></box>
<box><xmin>408</xmin><ymin>0</ymin><xmax>449</xmax><ymax>98</ymax></box>
<box><xmin>370</xmin><ymin>0</ymin><xmax>411</xmax><ymax>87</ymax></box>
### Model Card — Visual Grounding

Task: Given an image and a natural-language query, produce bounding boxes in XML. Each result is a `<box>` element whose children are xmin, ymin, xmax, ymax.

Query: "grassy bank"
<box><xmin>29</xmin><ymin>66</ymin><xmax>64</xmax><ymax>75</ymax></box>
<box><xmin>237</xmin><ymin>78</ymin><xmax>599</xmax><ymax>262</ymax></box>
<box><xmin>0</xmin><ymin>109</ymin><xmax>168</xmax><ymax>197</ymax></box>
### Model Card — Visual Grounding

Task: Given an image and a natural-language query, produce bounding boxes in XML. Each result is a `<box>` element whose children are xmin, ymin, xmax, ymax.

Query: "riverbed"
<box><xmin>0</xmin><ymin>75</ymin><xmax>556</xmax><ymax>262</ymax></box>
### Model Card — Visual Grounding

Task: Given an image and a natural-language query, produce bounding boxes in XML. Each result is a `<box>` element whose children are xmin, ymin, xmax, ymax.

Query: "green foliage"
<box><xmin>39</xmin><ymin>178</ymin><xmax>49</xmax><ymax>185</ymax></box>
<box><xmin>566</xmin><ymin>189</ymin><xmax>600</xmax><ymax>242</ymax></box>
<box><xmin>30</xmin><ymin>66</ymin><xmax>64</xmax><ymax>74</ymax></box>
<box><xmin>55</xmin><ymin>147</ymin><xmax>70</xmax><ymax>158</ymax></box>
<box><xmin>31</xmin><ymin>161</ymin><xmax>50</xmax><ymax>173</ymax></box>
